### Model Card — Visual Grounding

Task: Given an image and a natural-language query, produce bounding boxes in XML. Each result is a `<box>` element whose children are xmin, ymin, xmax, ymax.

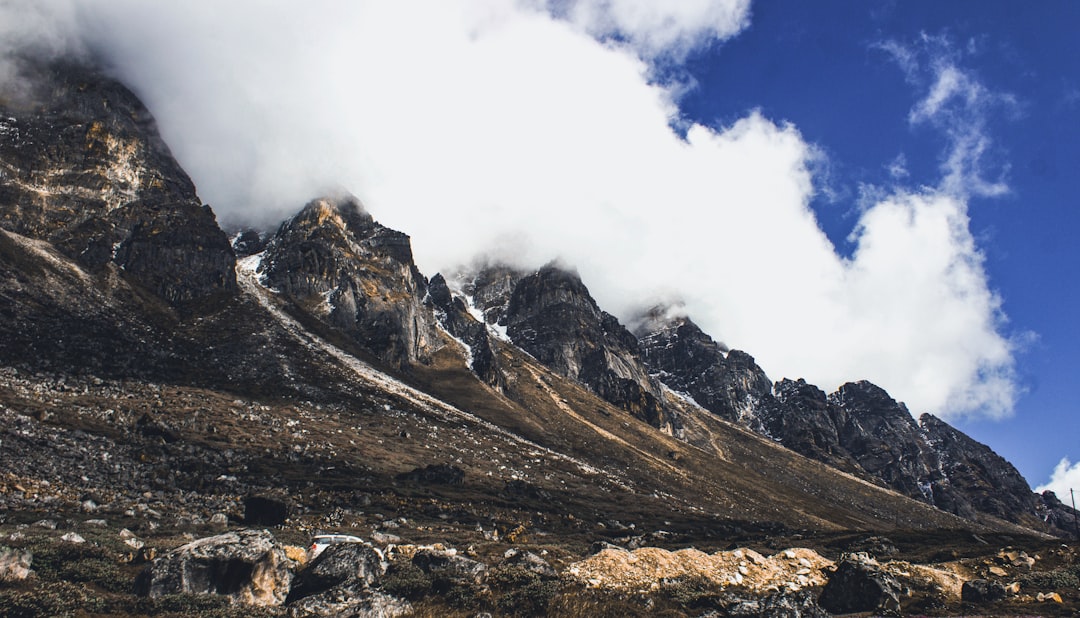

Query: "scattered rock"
<box><xmin>566</xmin><ymin>546</ymin><xmax>832</xmax><ymax>594</ymax></box>
<box><xmin>1036</xmin><ymin>591</ymin><xmax>1063</xmax><ymax>603</ymax></box>
<box><xmin>60</xmin><ymin>532</ymin><xmax>85</xmax><ymax>543</ymax></box>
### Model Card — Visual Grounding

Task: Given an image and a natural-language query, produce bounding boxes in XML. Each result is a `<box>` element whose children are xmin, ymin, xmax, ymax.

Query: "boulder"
<box><xmin>818</xmin><ymin>553</ymin><xmax>904</xmax><ymax>615</ymax></box>
<box><xmin>245</xmin><ymin>495</ymin><xmax>288</xmax><ymax>526</ymax></box>
<box><xmin>500</xmin><ymin>548</ymin><xmax>557</xmax><ymax>578</ymax></box>
<box><xmin>287</xmin><ymin>541</ymin><xmax>408</xmax><ymax>617</ymax></box>
<box><xmin>396</xmin><ymin>464</ymin><xmax>464</xmax><ymax>486</ymax></box>
<box><xmin>719</xmin><ymin>590</ymin><xmax>830</xmax><ymax>618</ymax></box>
<box><xmin>135</xmin><ymin>529</ymin><xmax>292</xmax><ymax>606</ymax></box>
<box><xmin>961</xmin><ymin>578</ymin><xmax>1006</xmax><ymax>603</ymax></box>
<box><xmin>412</xmin><ymin>548</ymin><xmax>486</xmax><ymax>583</ymax></box>
<box><xmin>287</xmin><ymin>542</ymin><xmax>386</xmax><ymax>602</ymax></box>
<box><xmin>0</xmin><ymin>547</ymin><xmax>32</xmax><ymax>581</ymax></box>
<box><xmin>289</xmin><ymin>586</ymin><xmax>410</xmax><ymax>618</ymax></box>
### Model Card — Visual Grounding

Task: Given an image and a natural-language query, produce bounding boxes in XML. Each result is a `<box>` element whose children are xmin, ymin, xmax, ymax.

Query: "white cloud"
<box><xmin>882</xmin><ymin>34</ymin><xmax>1018</xmax><ymax>199</ymax></box>
<box><xmin>1</xmin><ymin>1</ymin><xmax>1021</xmax><ymax>419</ymax></box>
<box><xmin>556</xmin><ymin>0</ymin><xmax>751</xmax><ymax>61</ymax></box>
<box><xmin>1036</xmin><ymin>458</ymin><xmax>1080</xmax><ymax>500</ymax></box>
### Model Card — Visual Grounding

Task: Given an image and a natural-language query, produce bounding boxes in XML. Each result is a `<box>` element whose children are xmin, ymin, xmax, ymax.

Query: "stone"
<box><xmin>412</xmin><ymin>548</ymin><xmax>486</xmax><ymax>583</ymax></box>
<box><xmin>0</xmin><ymin>547</ymin><xmax>32</xmax><ymax>581</ymax></box>
<box><xmin>287</xmin><ymin>542</ymin><xmax>386</xmax><ymax>603</ymax></box>
<box><xmin>135</xmin><ymin>529</ymin><xmax>292</xmax><ymax>606</ymax></box>
<box><xmin>285</xmin><ymin>540</ymin><xmax>408</xmax><ymax>618</ymax></box>
<box><xmin>288</xmin><ymin>586</ymin><xmax>410</xmax><ymax>618</ymax></box>
<box><xmin>370</xmin><ymin>531</ymin><xmax>402</xmax><ymax>545</ymax></box>
<box><xmin>244</xmin><ymin>496</ymin><xmax>288</xmax><ymax>526</ymax></box>
<box><xmin>818</xmin><ymin>554</ymin><xmax>904</xmax><ymax>615</ymax></box>
<box><xmin>500</xmin><ymin>548</ymin><xmax>557</xmax><ymax>578</ymax></box>
<box><xmin>961</xmin><ymin>578</ymin><xmax>1006</xmax><ymax>603</ymax></box>
<box><xmin>395</xmin><ymin>463</ymin><xmax>464</xmax><ymax>486</ymax></box>
<box><xmin>60</xmin><ymin>532</ymin><xmax>86</xmax><ymax>543</ymax></box>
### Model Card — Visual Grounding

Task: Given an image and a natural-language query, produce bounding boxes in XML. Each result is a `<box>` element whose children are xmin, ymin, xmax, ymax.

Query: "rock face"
<box><xmin>136</xmin><ymin>529</ymin><xmax>292</xmax><ymax>606</ymax></box>
<box><xmin>0</xmin><ymin>60</ymin><xmax>235</xmax><ymax>308</ymax></box>
<box><xmin>468</xmin><ymin>263</ymin><xmax>673</xmax><ymax>429</ymax></box>
<box><xmin>259</xmin><ymin>196</ymin><xmax>438</xmax><ymax>367</ymax></box>
<box><xmin>634</xmin><ymin>309</ymin><xmax>1073</xmax><ymax>534</ymax></box>
<box><xmin>919</xmin><ymin>413</ymin><xmax>1039</xmax><ymax>522</ymax></box>
<box><xmin>425</xmin><ymin>273</ymin><xmax>504</xmax><ymax>388</ymax></box>
<box><xmin>636</xmin><ymin>310</ymin><xmax>772</xmax><ymax>427</ymax></box>
<box><xmin>826</xmin><ymin>381</ymin><xmax>942</xmax><ymax>503</ymax></box>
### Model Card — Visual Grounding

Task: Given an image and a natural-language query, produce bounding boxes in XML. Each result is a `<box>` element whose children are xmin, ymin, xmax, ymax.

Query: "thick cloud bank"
<box><xmin>2</xmin><ymin>0</ymin><xmax>1019</xmax><ymax>419</ymax></box>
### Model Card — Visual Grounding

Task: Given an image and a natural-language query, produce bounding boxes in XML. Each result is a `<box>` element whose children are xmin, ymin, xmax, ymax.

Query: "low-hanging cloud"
<box><xmin>3</xmin><ymin>0</ymin><xmax>1021</xmax><ymax>419</ymax></box>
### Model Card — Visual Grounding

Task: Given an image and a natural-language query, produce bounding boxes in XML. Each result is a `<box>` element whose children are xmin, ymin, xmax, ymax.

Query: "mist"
<box><xmin>1</xmin><ymin>0</ymin><xmax>1019</xmax><ymax>419</ymax></box>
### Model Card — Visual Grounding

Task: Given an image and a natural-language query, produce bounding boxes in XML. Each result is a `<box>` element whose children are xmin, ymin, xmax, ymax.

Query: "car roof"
<box><xmin>313</xmin><ymin>534</ymin><xmax>364</xmax><ymax>541</ymax></box>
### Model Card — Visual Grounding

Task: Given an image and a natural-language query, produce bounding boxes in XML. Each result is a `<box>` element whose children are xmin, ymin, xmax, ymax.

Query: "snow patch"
<box><xmin>236</xmin><ymin>264</ymin><xmax>602</xmax><ymax>478</ymax></box>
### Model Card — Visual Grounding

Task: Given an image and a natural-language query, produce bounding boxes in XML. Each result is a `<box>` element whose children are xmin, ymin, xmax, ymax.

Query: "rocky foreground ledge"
<box><xmin>2</xmin><ymin>515</ymin><xmax>1079</xmax><ymax>617</ymax></box>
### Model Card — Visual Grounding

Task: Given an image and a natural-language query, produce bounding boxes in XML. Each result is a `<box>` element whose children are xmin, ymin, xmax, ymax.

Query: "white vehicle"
<box><xmin>307</xmin><ymin>534</ymin><xmax>365</xmax><ymax>560</ymax></box>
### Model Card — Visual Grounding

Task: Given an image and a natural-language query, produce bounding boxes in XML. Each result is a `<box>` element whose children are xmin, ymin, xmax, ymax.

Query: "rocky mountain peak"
<box><xmin>636</xmin><ymin>307</ymin><xmax>770</xmax><ymax>425</ymax></box>
<box><xmin>259</xmin><ymin>195</ymin><xmax>436</xmax><ymax>367</ymax></box>
<box><xmin>0</xmin><ymin>59</ymin><xmax>236</xmax><ymax>308</ymax></box>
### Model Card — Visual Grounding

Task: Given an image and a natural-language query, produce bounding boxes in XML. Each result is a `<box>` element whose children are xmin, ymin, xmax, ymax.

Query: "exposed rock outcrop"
<box><xmin>259</xmin><ymin>196</ymin><xmax>438</xmax><ymax>367</ymax></box>
<box><xmin>425</xmin><ymin>273</ymin><xmax>504</xmax><ymax>388</ymax></box>
<box><xmin>636</xmin><ymin>309</ymin><xmax>772</xmax><ymax>427</ymax></box>
<box><xmin>633</xmin><ymin>307</ymin><xmax>1080</xmax><ymax>534</ymax></box>
<box><xmin>0</xmin><ymin>60</ymin><xmax>235</xmax><ymax>308</ymax></box>
<box><xmin>470</xmin><ymin>263</ymin><xmax>674</xmax><ymax>429</ymax></box>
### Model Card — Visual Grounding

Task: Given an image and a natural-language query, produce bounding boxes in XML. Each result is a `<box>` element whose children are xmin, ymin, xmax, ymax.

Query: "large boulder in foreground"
<box><xmin>287</xmin><ymin>542</ymin><xmax>410</xmax><ymax>618</ymax></box>
<box><xmin>135</xmin><ymin>529</ymin><xmax>292</xmax><ymax>606</ymax></box>
<box><xmin>818</xmin><ymin>553</ymin><xmax>904</xmax><ymax>615</ymax></box>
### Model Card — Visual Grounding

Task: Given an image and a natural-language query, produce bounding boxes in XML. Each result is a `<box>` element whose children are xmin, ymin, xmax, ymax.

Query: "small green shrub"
<box><xmin>0</xmin><ymin>580</ymin><xmax>105</xmax><ymax>618</ymax></box>
<box><xmin>497</xmin><ymin>579</ymin><xmax>559</xmax><ymax>616</ymax></box>
<box><xmin>380</xmin><ymin>562</ymin><xmax>433</xmax><ymax>600</ymax></box>
<box><xmin>1018</xmin><ymin>569</ymin><xmax>1079</xmax><ymax>590</ymax></box>
<box><xmin>660</xmin><ymin>576</ymin><xmax>721</xmax><ymax>608</ymax></box>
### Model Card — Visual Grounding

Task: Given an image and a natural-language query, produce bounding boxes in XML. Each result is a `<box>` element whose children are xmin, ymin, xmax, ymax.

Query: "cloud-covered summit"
<box><xmin>0</xmin><ymin>0</ymin><xmax>1020</xmax><ymax>420</ymax></box>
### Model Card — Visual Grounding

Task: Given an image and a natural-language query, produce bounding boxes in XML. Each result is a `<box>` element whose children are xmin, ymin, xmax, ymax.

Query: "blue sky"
<box><xmin>670</xmin><ymin>0</ymin><xmax>1080</xmax><ymax>489</ymax></box>
<box><xmin>4</xmin><ymin>0</ymin><xmax>1078</xmax><ymax>491</ymax></box>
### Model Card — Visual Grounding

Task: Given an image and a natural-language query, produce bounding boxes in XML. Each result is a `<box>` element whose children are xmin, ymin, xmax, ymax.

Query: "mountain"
<box><xmin>635</xmin><ymin>309</ymin><xmax>1076</xmax><ymax>536</ymax></box>
<box><xmin>2</xmin><ymin>57</ymin><xmax>1078</xmax><ymax>616</ymax></box>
